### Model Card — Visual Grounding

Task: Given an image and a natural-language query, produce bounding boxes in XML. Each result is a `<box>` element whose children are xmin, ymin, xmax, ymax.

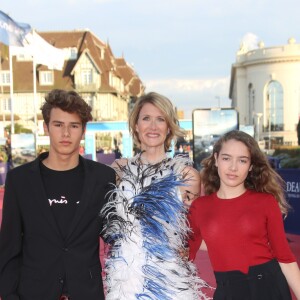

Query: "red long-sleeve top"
<box><xmin>188</xmin><ymin>190</ymin><xmax>296</xmax><ymax>274</ymax></box>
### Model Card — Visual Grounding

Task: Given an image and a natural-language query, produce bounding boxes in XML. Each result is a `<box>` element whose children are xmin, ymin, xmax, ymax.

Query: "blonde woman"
<box><xmin>101</xmin><ymin>92</ymin><xmax>209</xmax><ymax>299</ymax></box>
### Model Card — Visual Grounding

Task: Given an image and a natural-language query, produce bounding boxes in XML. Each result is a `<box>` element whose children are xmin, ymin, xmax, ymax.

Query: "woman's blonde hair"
<box><xmin>129</xmin><ymin>92</ymin><xmax>185</xmax><ymax>151</ymax></box>
<box><xmin>201</xmin><ymin>130</ymin><xmax>290</xmax><ymax>215</ymax></box>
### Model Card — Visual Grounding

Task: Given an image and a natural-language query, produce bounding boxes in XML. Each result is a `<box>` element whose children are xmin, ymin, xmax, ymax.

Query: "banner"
<box><xmin>0</xmin><ymin>10</ymin><xmax>31</xmax><ymax>46</ymax></box>
<box><xmin>10</xmin><ymin>30</ymin><xmax>65</xmax><ymax>70</ymax></box>
<box><xmin>278</xmin><ymin>169</ymin><xmax>300</xmax><ymax>235</ymax></box>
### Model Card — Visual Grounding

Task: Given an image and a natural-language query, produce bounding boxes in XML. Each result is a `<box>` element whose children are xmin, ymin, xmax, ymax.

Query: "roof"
<box><xmin>0</xmin><ymin>30</ymin><xmax>144</xmax><ymax>97</ymax></box>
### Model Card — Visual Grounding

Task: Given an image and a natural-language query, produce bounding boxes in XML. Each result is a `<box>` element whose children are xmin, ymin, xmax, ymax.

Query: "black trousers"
<box><xmin>213</xmin><ymin>259</ymin><xmax>292</xmax><ymax>300</ymax></box>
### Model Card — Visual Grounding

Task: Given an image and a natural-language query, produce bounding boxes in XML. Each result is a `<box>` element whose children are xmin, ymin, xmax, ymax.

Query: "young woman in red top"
<box><xmin>188</xmin><ymin>130</ymin><xmax>300</xmax><ymax>300</ymax></box>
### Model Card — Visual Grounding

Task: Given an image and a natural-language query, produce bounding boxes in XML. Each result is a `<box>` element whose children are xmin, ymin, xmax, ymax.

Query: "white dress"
<box><xmin>101</xmin><ymin>154</ymin><xmax>209</xmax><ymax>300</ymax></box>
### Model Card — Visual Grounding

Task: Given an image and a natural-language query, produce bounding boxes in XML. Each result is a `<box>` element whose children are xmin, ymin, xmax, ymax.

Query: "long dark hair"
<box><xmin>201</xmin><ymin>130</ymin><xmax>290</xmax><ymax>215</ymax></box>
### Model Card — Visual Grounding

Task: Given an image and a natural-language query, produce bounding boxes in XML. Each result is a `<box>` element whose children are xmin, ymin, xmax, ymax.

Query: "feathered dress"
<box><xmin>100</xmin><ymin>154</ymin><xmax>209</xmax><ymax>300</ymax></box>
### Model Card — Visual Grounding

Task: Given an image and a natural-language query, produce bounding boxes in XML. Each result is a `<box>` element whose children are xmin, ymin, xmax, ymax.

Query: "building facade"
<box><xmin>229</xmin><ymin>38</ymin><xmax>300</xmax><ymax>147</ymax></box>
<box><xmin>0</xmin><ymin>30</ymin><xmax>145</xmax><ymax>134</ymax></box>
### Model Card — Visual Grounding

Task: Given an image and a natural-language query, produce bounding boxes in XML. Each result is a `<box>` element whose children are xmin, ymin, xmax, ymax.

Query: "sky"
<box><xmin>2</xmin><ymin>0</ymin><xmax>300</xmax><ymax>118</ymax></box>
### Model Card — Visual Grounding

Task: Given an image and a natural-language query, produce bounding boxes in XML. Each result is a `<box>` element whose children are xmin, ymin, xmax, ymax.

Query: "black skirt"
<box><xmin>213</xmin><ymin>259</ymin><xmax>292</xmax><ymax>300</ymax></box>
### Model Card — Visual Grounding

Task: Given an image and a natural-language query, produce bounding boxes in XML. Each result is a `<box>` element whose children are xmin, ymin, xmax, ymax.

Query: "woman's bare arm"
<box><xmin>279</xmin><ymin>261</ymin><xmax>300</xmax><ymax>299</ymax></box>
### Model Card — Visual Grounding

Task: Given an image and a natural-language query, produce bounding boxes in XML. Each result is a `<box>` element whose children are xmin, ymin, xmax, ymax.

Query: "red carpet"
<box><xmin>0</xmin><ymin>188</ymin><xmax>3</xmax><ymax>211</ymax></box>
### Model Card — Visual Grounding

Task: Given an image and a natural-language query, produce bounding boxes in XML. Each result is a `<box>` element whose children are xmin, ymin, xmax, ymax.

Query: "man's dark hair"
<box><xmin>41</xmin><ymin>89</ymin><xmax>93</xmax><ymax>128</ymax></box>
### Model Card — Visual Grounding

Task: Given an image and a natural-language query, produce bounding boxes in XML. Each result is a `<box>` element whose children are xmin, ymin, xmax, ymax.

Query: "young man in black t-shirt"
<box><xmin>0</xmin><ymin>89</ymin><xmax>116</xmax><ymax>300</ymax></box>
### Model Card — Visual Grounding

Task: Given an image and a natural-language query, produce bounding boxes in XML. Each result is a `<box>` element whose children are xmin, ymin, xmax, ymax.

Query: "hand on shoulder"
<box><xmin>111</xmin><ymin>158</ymin><xmax>128</xmax><ymax>169</ymax></box>
<box><xmin>111</xmin><ymin>158</ymin><xmax>128</xmax><ymax>185</ymax></box>
<box><xmin>181</xmin><ymin>165</ymin><xmax>201</xmax><ymax>207</ymax></box>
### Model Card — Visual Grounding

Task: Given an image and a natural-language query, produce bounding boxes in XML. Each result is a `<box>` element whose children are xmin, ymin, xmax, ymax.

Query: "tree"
<box><xmin>5</xmin><ymin>123</ymin><xmax>32</xmax><ymax>134</ymax></box>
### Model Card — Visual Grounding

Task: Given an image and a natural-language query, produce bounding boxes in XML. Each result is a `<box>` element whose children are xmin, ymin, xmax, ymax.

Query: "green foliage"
<box><xmin>0</xmin><ymin>149</ymin><xmax>7</xmax><ymax>162</ymax></box>
<box><xmin>5</xmin><ymin>123</ymin><xmax>32</xmax><ymax>134</ymax></box>
<box><xmin>280</xmin><ymin>157</ymin><xmax>300</xmax><ymax>168</ymax></box>
<box><xmin>273</xmin><ymin>147</ymin><xmax>300</xmax><ymax>157</ymax></box>
<box><xmin>272</xmin><ymin>146</ymin><xmax>300</xmax><ymax>169</ymax></box>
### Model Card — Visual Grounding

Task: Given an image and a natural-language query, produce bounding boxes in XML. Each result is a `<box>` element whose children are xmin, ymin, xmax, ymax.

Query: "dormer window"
<box><xmin>70</xmin><ymin>47</ymin><xmax>77</xmax><ymax>60</ymax></box>
<box><xmin>39</xmin><ymin>71</ymin><xmax>54</xmax><ymax>85</ymax></box>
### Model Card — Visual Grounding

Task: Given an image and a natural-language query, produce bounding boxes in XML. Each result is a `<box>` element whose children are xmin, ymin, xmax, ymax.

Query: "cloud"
<box><xmin>92</xmin><ymin>0</ymin><xmax>115</xmax><ymax>2</ymax></box>
<box><xmin>145</xmin><ymin>77</ymin><xmax>228</xmax><ymax>92</ymax></box>
<box><xmin>144</xmin><ymin>77</ymin><xmax>232</xmax><ymax>118</ymax></box>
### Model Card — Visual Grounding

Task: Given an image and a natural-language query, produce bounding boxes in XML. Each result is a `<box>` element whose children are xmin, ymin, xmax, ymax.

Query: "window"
<box><xmin>82</xmin><ymin>69</ymin><xmax>93</xmax><ymax>85</ymax></box>
<box><xmin>0</xmin><ymin>71</ymin><xmax>10</xmax><ymax>86</ymax></box>
<box><xmin>1</xmin><ymin>98</ymin><xmax>11</xmax><ymax>111</ymax></box>
<box><xmin>248</xmin><ymin>83</ymin><xmax>255</xmax><ymax>124</ymax></box>
<box><xmin>63</xmin><ymin>48</ymin><xmax>77</xmax><ymax>60</ymax></box>
<box><xmin>70</xmin><ymin>47</ymin><xmax>77</xmax><ymax>60</ymax></box>
<box><xmin>39</xmin><ymin>71</ymin><xmax>54</xmax><ymax>85</ymax></box>
<box><xmin>266</xmin><ymin>81</ymin><xmax>284</xmax><ymax>131</ymax></box>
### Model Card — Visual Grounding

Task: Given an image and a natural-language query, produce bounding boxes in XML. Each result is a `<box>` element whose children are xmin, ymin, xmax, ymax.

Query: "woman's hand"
<box><xmin>180</xmin><ymin>166</ymin><xmax>201</xmax><ymax>207</ymax></box>
<box><xmin>179</xmin><ymin>247</ymin><xmax>189</xmax><ymax>260</ymax></box>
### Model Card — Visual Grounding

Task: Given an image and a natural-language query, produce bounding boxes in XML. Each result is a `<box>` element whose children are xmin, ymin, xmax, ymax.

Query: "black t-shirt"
<box><xmin>40</xmin><ymin>160</ymin><xmax>84</xmax><ymax>240</ymax></box>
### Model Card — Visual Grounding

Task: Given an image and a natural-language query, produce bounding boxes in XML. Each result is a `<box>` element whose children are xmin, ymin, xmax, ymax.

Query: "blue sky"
<box><xmin>2</xmin><ymin>0</ymin><xmax>300</xmax><ymax>118</ymax></box>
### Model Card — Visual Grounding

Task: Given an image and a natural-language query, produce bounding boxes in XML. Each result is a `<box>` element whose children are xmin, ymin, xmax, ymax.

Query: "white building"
<box><xmin>229</xmin><ymin>37</ymin><xmax>300</xmax><ymax>147</ymax></box>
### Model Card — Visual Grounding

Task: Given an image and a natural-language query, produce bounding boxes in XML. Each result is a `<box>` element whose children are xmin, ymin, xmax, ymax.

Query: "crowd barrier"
<box><xmin>96</xmin><ymin>153</ymin><xmax>116</xmax><ymax>165</ymax></box>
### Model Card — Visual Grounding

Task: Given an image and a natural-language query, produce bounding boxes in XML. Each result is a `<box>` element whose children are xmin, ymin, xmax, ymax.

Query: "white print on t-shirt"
<box><xmin>48</xmin><ymin>196</ymin><xmax>68</xmax><ymax>206</ymax></box>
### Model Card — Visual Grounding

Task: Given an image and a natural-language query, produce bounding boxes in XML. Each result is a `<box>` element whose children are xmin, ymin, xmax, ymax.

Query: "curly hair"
<box><xmin>41</xmin><ymin>89</ymin><xmax>92</xmax><ymax>128</ymax></box>
<box><xmin>128</xmin><ymin>92</ymin><xmax>185</xmax><ymax>152</ymax></box>
<box><xmin>201</xmin><ymin>130</ymin><xmax>290</xmax><ymax>215</ymax></box>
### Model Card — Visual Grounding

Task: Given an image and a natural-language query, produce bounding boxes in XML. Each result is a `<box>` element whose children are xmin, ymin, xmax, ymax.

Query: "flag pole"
<box><xmin>8</xmin><ymin>46</ymin><xmax>14</xmax><ymax>134</ymax></box>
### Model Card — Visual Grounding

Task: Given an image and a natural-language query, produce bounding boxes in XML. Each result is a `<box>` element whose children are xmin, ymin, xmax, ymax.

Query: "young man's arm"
<box><xmin>0</xmin><ymin>172</ymin><xmax>22</xmax><ymax>300</ymax></box>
